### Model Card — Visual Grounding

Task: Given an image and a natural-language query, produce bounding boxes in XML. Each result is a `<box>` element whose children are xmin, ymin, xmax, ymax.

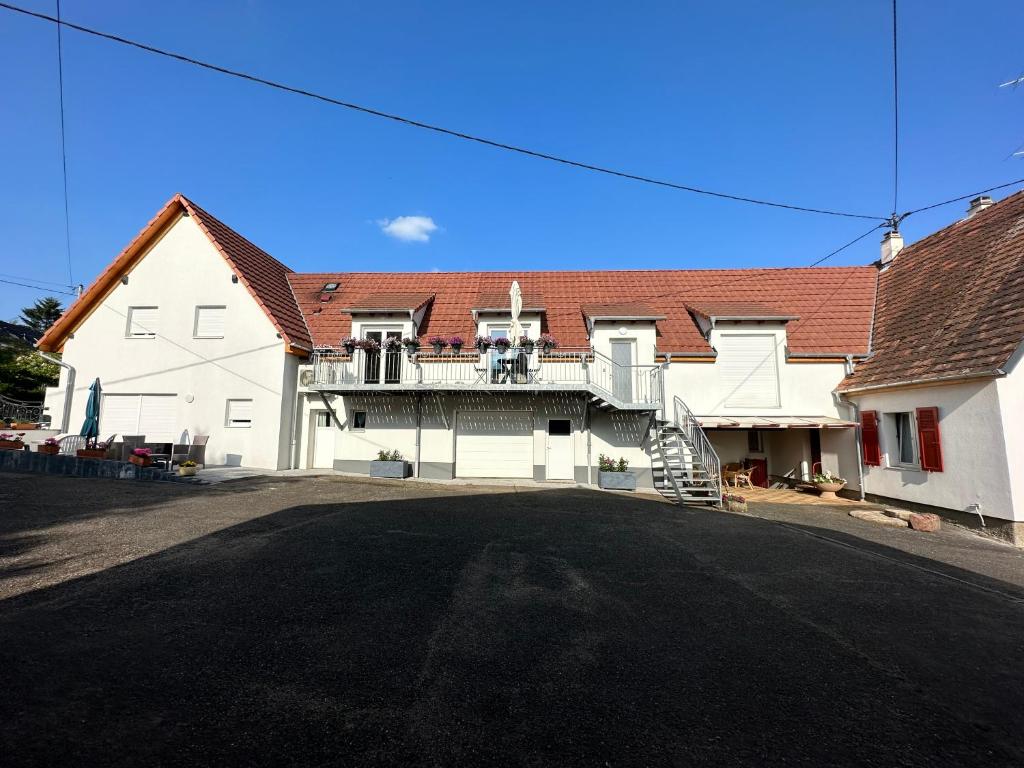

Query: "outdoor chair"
<box><xmin>722</xmin><ymin>462</ymin><xmax>755</xmax><ymax>490</ymax></box>
<box><xmin>172</xmin><ymin>435</ymin><xmax>209</xmax><ymax>468</ymax></box>
<box><xmin>120</xmin><ymin>435</ymin><xmax>144</xmax><ymax>462</ymax></box>
<box><xmin>57</xmin><ymin>435</ymin><xmax>85</xmax><ymax>455</ymax></box>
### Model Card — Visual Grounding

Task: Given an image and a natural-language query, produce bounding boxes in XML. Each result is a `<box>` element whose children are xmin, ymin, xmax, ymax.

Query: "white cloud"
<box><xmin>377</xmin><ymin>215</ymin><xmax>439</xmax><ymax>243</ymax></box>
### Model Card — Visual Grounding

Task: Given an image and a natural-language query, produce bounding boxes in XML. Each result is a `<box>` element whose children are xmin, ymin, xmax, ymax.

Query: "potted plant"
<box><xmin>539</xmin><ymin>334</ymin><xmax>558</xmax><ymax>353</ymax></box>
<box><xmin>341</xmin><ymin>336</ymin><xmax>357</xmax><ymax>355</ymax></box>
<box><xmin>598</xmin><ymin>454</ymin><xmax>636</xmax><ymax>490</ymax></box>
<box><xmin>519</xmin><ymin>335</ymin><xmax>535</xmax><ymax>354</ymax></box>
<box><xmin>449</xmin><ymin>336</ymin><xmax>464</xmax><ymax>354</ymax></box>
<box><xmin>77</xmin><ymin>441</ymin><xmax>109</xmax><ymax>459</ymax></box>
<box><xmin>357</xmin><ymin>338</ymin><xmax>380</xmax><ymax>352</ymax></box>
<box><xmin>37</xmin><ymin>437</ymin><xmax>60</xmax><ymax>455</ymax></box>
<box><xmin>474</xmin><ymin>335</ymin><xmax>492</xmax><ymax>353</ymax></box>
<box><xmin>0</xmin><ymin>432</ymin><xmax>26</xmax><ymax>450</ymax></box>
<box><xmin>492</xmin><ymin>336</ymin><xmax>511</xmax><ymax>353</ymax></box>
<box><xmin>370</xmin><ymin>449</ymin><xmax>409</xmax><ymax>478</ymax></box>
<box><xmin>11</xmin><ymin>422</ymin><xmax>37</xmax><ymax>431</ymax></box>
<box><xmin>178</xmin><ymin>459</ymin><xmax>199</xmax><ymax>477</ymax></box>
<box><xmin>129</xmin><ymin>447</ymin><xmax>153</xmax><ymax>467</ymax></box>
<box><xmin>429</xmin><ymin>335</ymin><xmax>447</xmax><ymax>354</ymax></box>
<box><xmin>722</xmin><ymin>493</ymin><xmax>748</xmax><ymax>513</ymax></box>
<box><xmin>402</xmin><ymin>336</ymin><xmax>421</xmax><ymax>355</ymax></box>
<box><xmin>382</xmin><ymin>337</ymin><xmax>402</xmax><ymax>352</ymax></box>
<box><xmin>813</xmin><ymin>470</ymin><xmax>847</xmax><ymax>500</ymax></box>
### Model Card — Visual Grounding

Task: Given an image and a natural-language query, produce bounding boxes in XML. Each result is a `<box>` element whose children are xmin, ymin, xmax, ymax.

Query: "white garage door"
<box><xmin>456</xmin><ymin>411</ymin><xmax>534</xmax><ymax>478</ymax></box>
<box><xmin>101</xmin><ymin>394</ymin><xmax>178</xmax><ymax>442</ymax></box>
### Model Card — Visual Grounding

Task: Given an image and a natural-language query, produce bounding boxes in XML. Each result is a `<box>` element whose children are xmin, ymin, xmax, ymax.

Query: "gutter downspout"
<box><xmin>414</xmin><ymin>393</ymin><xmax>422</xmax><ymax>478</ymax></box>
<box><xmin>585</xmin><ymin>394</ymin><xmax>593</xmax><ymax>486</ymax></box>
<box><xmin>37</xmin><ymin>351</ymin><xmax>75</xmax><ymax>433</ymax></box>
<box><xmin>839</xmin><ymin>354</ymin><xmax>865</xmax><ymax>501</ymax></box>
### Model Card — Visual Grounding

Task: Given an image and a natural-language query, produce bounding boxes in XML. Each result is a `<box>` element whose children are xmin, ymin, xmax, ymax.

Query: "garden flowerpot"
<box><xmin>178</xmin><ymin>466</ymin><xmax>198</xmax><ymax>477</ymax></box>
<box><xmin>369</xmin><ymin>460</ymin><xmax>408</xmax><ymax>479</ymax></box>
<box><xmin>129</xmin><ymin>455</ymin><xmax>153</xmax><ymax>467</ymax></box>
<box><xmin>12</xmin><ymin>423</ymin><xmax>37</xmax><ymax>430</ymax></box>
<box><xmin>432</xmin><ymin>343</ymin><xmax>444</xmax><ymax>354</ymax></box>
<box><xmin>599</xmin><ymin>471</ymin><xmax>636</xmax><ymax>491</ymax></box>
<box><xmin>37</xmin><ymin>445</ymin><xmax>60</xmax><ymax>455</ymax></box>
<box><xmin>522</xmin><ymin>342</ymin><xmax>535</xmax><ymax>355</ymax></box>
<box><xmin>814</xmin><ymin>481</ymin><xmax>846</xmax><ymax>500</ymax></box>
<box><xmin>77</xmin><ymin>449</ymin><xmax>108</xmax><ymax>459</ymax></box>
<box><xmin>451</xmin><ymin>344</ymin><xmax>463</xmax><ymax>355</ymax></box>
<box><xmin>476</xmin><ymin>344</ymin><xmax>489</xmax><ymax>354</ymax></box>
<box><xmin>343</xmin><ymin>343</ymin><xmax>356</xmax><ymax>355</ymax></box>
<box><xmin>495</xmin><ymin>345</ymin><xmax>510</xmax><ymax>355</ymax></box>
<box><xmin>0</xmin><ymin>440</ymin><xmax>25</xmax><ymax>451</ymax></box>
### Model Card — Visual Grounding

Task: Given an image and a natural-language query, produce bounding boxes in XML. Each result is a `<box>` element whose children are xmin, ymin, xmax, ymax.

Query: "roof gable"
<box><xmin>840</xmin><ymin>189</ymin><xmax>1024</xmax><ymax>391</ymax></box>
<box><xmin>37</xmin><ymin>194</ymin><xmax>311</xmax><ymax>354</ymax></box>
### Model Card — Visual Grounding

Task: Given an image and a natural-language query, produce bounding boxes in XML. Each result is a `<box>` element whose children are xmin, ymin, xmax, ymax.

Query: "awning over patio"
<box><xmin>697</xmin><ymin>415</ymin><xmax>856</xmax><ymax>429</ymax></box>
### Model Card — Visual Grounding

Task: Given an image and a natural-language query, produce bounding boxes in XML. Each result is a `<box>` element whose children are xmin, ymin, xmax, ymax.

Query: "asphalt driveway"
<box><xmin>1</xmin><ymin>473</ymin><xmax>1023</xmax><ymax>767</ymax></box>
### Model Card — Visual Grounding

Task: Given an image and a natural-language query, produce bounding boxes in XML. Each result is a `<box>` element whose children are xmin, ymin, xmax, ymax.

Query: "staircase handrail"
<box><xmin>589</xmin><ymin>349</ymin><xmax>663</xmax><ymax>407</ymax></box>
<box><xmin>672</xmin><ymin>396</ymin><xmax>721</xmax><ymax>499</ymax></box>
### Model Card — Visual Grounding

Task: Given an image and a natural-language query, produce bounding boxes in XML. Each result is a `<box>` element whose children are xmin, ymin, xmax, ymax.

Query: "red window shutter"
<box><xmin>916</xmin><ymin>407</ymin><xmax>944</xmax><ymax>472</ymax></box>
<box><xmin>860</xmin><ymin>410</ymin><xmax>881</xmax><ymax>466</ymax></box>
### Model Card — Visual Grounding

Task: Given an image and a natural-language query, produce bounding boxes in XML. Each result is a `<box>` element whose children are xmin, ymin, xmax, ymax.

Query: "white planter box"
<box><xmin>370</xmin><ymin>460</ymin><xmax>409</xmax><ymax>479</ymax></box>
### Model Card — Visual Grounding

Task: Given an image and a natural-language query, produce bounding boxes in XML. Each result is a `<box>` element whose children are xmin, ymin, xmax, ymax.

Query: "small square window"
<box><xmin>747</xmin><ymin>430</ymin><xmax>763</xmax><ymax>453</ymax></box>
<box><xmin>226</xmin><ymin>398</ymin><xmax>253</xmax><ymax>428</ymax></box>
<box><xmin>126</xmin><ymin>306</ymin><xmax>158</xmax><ymax>338</ymax></box>
<box><xmin>351</xmin><ymin>411</ymin><xmax>367</xmax><ymax>430</ymax></box>
<box><xmin>194</xmin><ymin>306</ymin><xmax>226</xmax><ymax>338</ymax></box>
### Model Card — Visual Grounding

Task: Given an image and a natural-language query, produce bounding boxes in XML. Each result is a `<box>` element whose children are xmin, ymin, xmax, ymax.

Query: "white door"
<box><xmin>456</xmin><ymin>411</ymin><xmax>533</xmax><ymax>478</ymax></box>
<box><xmin>545</xmin><ymin>419</ymin><xmax>574</xmax><ymax>480</ymax></box>
<box><xmin>610</xmin><ymin>340</ymin><xmax>634</xmax><ymax>402</ymax></box>
<box><xmin>100</xmin><ymin>394</ymin><xmax>177</xmax><ymax>442</ymax></box>
<box><xmin>313</xmin><ymin>411</ymin><xmax>335</xmax><ymax>468</ymax></box>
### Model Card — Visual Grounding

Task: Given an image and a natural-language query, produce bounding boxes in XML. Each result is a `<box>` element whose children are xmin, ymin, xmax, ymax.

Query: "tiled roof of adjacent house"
<box><xmin>839</xmin><ymin>190</ymin><xmax>1024</xmax><ymax>392</ymax></box>
<box><xmin>288</xmin><ymin>268</ymin><xmax>877</xmax><ymax>355</ymax></box>
<box><xmin>581</xmin><ymin>303</ymin><xmax>664</xmax><ymax>319</ymax></box>
<box><xmin>472</xmin><ymin>291</ymin><xmax>546</xmax><ymax>310</ymax></box>
<box><xmin>338</xmin><ymin>292</ymin><xmax>435</xmax><ymax>312</ymax></box>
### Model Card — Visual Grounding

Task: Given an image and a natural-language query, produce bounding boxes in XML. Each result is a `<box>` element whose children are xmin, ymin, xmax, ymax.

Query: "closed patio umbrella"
<box><xmin>80</xmin><ymin>378</ymin><xmax>101</xmax><ymax>447</ymax></box>
<box><xmin>508</xmin><ymin>280</ymin><xmax>524</xmax><ymax>344</ymax></box>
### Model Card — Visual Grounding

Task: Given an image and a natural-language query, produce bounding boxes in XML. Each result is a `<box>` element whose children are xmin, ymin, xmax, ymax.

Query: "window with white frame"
<box><xmin>126</xmin><ymin>306</ymin><xmax>158</xmax><ymax>338</ymax></box>
<box><xmin>885</xmin><ymin>411</ymin><xmax>917</xmax><ymax>467</ymax></box>
<box><xmin>225</xmin><ymin>398</ymin><xmax>253</xmax><ymax>428</ymax></box>
<box><xmin>194</xmin><ymin>306</ymin><xmax>226</xmax><ymax>338</ymax></box>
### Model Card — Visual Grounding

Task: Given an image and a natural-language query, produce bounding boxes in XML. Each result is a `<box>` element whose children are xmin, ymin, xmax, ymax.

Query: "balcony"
<box><xmin>307</xmin><ymin>346</ymin><xmax>663</xmax><ymax>410</ymax></box>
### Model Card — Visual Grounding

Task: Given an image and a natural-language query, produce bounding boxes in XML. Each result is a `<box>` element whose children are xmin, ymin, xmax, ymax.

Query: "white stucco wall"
<box><xmin>849</xmin><ymin>379</ymin><xmax>1018</xmax><ymax>521</ymax></box>
<box><xmin>43</xmin><ymin>214</ymin><xmax>294</xmax><ymax>469</ymax></box>
<box><xmin>995</xmin><ymin>359</ymin><xmax>1023</xmax><ymax>520</ymax></box>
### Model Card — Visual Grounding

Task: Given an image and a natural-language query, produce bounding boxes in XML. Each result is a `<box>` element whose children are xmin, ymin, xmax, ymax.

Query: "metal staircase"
<box><xmin>652</xmin><ymin>396</ymin><xmax>722</xmax><ymax>506</ymax></box>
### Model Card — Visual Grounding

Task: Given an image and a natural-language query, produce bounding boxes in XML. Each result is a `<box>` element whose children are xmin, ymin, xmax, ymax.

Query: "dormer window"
<box><xmin>323</xmin><ymin>282</ymin><xmax>339</xmax><ymax>292</ymax></box>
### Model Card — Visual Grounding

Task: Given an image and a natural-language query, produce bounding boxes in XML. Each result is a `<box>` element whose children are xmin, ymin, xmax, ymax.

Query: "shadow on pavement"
<box><xmin>1</xmin><ymin>485</ymin><xmax>1023</xmax><ymax>766</ymax></box>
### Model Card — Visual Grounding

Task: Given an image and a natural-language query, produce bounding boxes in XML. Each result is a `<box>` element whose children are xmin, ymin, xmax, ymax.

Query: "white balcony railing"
<box><xmin>309</xmin><ymin>346</ymin><xmax>662</xmax><ymax>408</ymax></box>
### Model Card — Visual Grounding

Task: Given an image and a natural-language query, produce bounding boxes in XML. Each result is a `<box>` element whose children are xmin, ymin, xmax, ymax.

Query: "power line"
<box><xmin>0</xmin><ymin>271</ymin><xmax>76</xmax><ymax>288</ymax></box>
<box><xmin>0</xmin><ymin>1</ymin><xmax>889</xmax><ymax>222</ymax></box>
<box><xmin>901</xmin><ymin>177</ymin><xmax>1024</xmax><ymax>217</ymax></box>
<box><xmin>0</xmin><ymin>277</ymin><xmax>78</xmax><ymax>296</ymax></box>
<box><xmin>890</xmin><ymin>0</ymin><xmax>900</xmax><ymax>217</ymax></box>
<box><xmin>55</xmin><ymin>0</ymin><xmax>73</xmax><ymax>285</ymax></box>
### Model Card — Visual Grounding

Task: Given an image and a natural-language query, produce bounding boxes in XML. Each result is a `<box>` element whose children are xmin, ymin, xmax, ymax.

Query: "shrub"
<box><xmin>538</xmin><ymin>333</ymin><xmax>558</xmax><ymax>349</ymax></box>
<box><xmin>474</xmin><ymin>335</ymin><xmax>492</xmax><ymax>349</ymax></box>
<box><xmin>448</xmin><ymin>336</ymin><xmax>464</xmax><ymax>347</ymax></box>
<box><xmin>813</xmin><ymin>471</ymin><xmax>845</xmax><ymax>484</ymax></box>
<box><xmin>132</xmin><ymin>447</ymin><xmax>152</xmax><ymax>457</ymax></box>
<box><xmin>598</xmin><ymin>454</ymin><xmax>629</xmax><ymax>472</ymax></box>
<box><xmin>428</xmin><ymin>336</ymin><xmax>447</xmax><ymax>348</ymax></box>
<box><xmin>376</xmin><ymin>449</ymin><xmax>403</xmax><ymax>462</ymax></box>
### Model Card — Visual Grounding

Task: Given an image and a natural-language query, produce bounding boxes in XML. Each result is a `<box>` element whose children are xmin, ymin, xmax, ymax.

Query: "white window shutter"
<box><xmin>719</xmin><ymin>335</ymin><xmax>780</xmax><ymax>408</ymax></box>
<box><xmin>226</xmin><ymin>399</ymin><xmax>253</xmax><ymax>427</ymax></box>
<box><xmin>128</xmin><ymin>307</ymin><xmax>158</xmax><ymax>337</ymax></box>
<box><xmin>138</xmin><ymin>395</ymin><xmax>178</xmax><ymax>442</ymax></box>
<box><xmin>195</xmin><ymin>306</ymin><xmax>226</xmax><ymax>338</ymax></box>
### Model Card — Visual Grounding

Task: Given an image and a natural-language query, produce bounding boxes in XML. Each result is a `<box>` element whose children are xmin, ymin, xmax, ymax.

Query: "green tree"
<box><xmin>19</xmin><ymin>297</ymin><xmax>64</xmax><ymax>334</ymax></box>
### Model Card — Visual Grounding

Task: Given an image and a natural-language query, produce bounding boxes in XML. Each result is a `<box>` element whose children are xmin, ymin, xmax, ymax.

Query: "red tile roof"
<box><xmin>686</xmin><ymin>301</ymin><xmax>799</xmax><ymax>320</ymax></box>
<box><xmin>840</xmin><ymin>190</ymin><xmax>1024</xmax><ymax>392</ymax></box>
<box><xmin>472</xmin><ymin>291</ymin><xmax>546</xmax><ymax>310</ymax></box>
<box><xmin>582</xmin><ymin>303</ymin><xmax>664</xmax><ymax>319</ymax></box>
<box><xmin>288</xmin><ymin>268</ymin><xmax>877</xmax><ymax>355</ymax></box>
<box><xmin>338</xmin><ymin>292</ymin><xmax>435</xmax><ymax>312</ymax></box>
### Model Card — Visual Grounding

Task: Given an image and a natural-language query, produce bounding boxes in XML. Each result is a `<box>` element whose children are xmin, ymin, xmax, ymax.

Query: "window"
<box><xmin>194</xmin><ymin>306</ymin><xmax>226</xmax><ymax>338</ymax></box>
<box><xmin>226</xmin><ymin>399</ymin><xmax>253</xmax><ymax>428</ymax></box>
<box><xmin>548</xmin><ymin>419</ymin><xmax>571</xmax><ymax>436</ymax></box>
<box><xmin>315</xmin><ymin>411</ymin><xmax>332</xmax><ymax>427</ymax></box>
<box><xmin>747</xmin><ymin>430</ymin><xmax>763</xmax><ymax>453</ymax></box>
<box><xmin>886</xmin><ymin>411</ymin><xmax>917</xmax><ymax>467</ymax></box>
<box><xmin>351</xmin><ymin>411</ymin><xmax>367</xmax><ymax>430</ymax></box>
<box><xmin>126</xmin><ymin>306</ymin><xmax>158</xmax><ymax>338</ymax></box>
<box><xmin>718</xmin><ymin>334</ymin><xmax>780</xmax><ymax>409</ymax></box>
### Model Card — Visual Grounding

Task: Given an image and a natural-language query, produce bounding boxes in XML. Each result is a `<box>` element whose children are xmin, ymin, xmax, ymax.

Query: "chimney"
<box><xmin>880</xmin><ymin>230</ymin><xmax>904</xmax><ymax>265</ymax></box>
<box><xmin>967</xmin><ymin>195</ymin><xmax>994</xmax><ymax>218</ymax></box>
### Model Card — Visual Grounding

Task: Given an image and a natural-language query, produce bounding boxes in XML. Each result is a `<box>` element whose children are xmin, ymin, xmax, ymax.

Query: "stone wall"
<box><xmin>0</xmin><ymin>448</ymin><xmax>200</xmax><ymax>484</ymax></box>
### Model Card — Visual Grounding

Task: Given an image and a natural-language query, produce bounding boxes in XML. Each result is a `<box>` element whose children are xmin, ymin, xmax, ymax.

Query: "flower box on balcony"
<box><xmin>0</xmin><ymin>440</ymin><xmax>25</xmax><ymax>451</ymax></box>
<box><xmin>37</xmin><ymin>444</ymin><xmax>60</xmax><ymax>455</ymax></box>
<box><xmin>598</xmin><ymin>471</ymin><xmax>636</xmax><ymax>491</ymax></box>
<box><xmin>369</xmin><ymin>460</ymin><xmax>409</xmax><ymax>479</ymax></box>
<box><xmin>11</xmin><ymin>422</ymin><xmax>38</xmax><ymax>431</ymax></box>
<box><xmin>129</xmin><ymin>454</ymin><xmax>152</xmax><ymax>467</ymax></box>
<box><xmin>77</xmin><ymin>449</ymin><xmax>109</xmax><ymax>459</ymax></box>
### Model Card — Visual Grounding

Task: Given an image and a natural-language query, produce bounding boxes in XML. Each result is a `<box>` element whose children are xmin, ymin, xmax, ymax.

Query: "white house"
<box><xmin>36</xmin><ymin>191</ymin><xmax>1024</xmax><ymax>545</ymax></box>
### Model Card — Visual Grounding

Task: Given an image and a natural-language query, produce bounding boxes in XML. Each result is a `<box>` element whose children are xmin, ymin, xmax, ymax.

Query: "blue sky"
<box><xmin>1</xmin><ymin>0</ymin><xmax>1022</xmax><ymax>321</ymax></box>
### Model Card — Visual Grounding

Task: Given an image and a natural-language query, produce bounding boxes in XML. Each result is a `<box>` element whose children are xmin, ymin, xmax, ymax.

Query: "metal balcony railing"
<box><xmin>308</xmin><ymin>346</ymin><xmax>663</xmax><ymax>408</ymax></box>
